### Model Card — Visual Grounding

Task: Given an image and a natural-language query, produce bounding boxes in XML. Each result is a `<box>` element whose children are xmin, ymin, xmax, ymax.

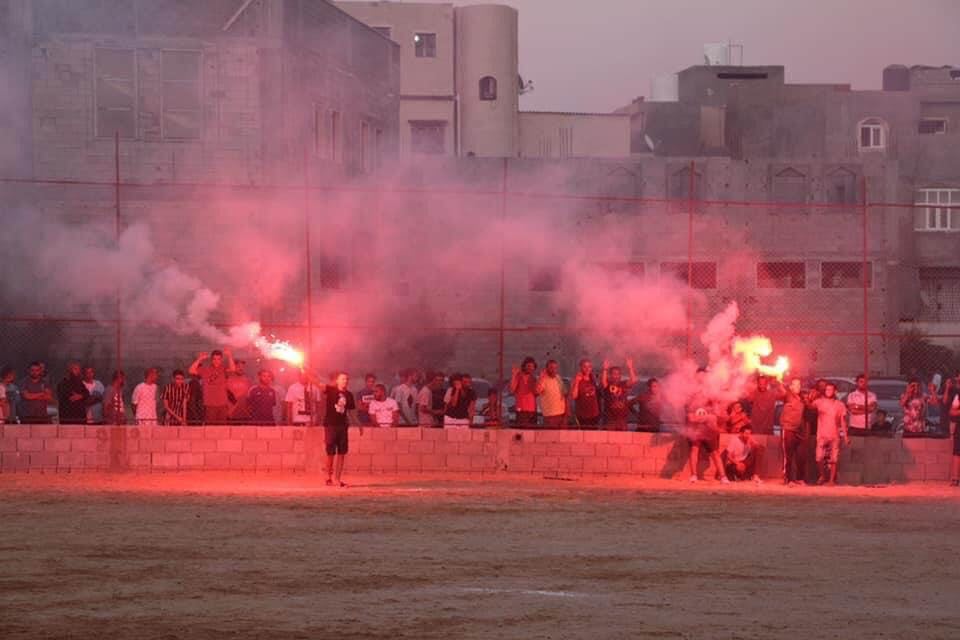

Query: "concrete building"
<box><xmin>335</xmin><ymin>1</ymin><xmax>630</xmax><ymax>159</ymax></box>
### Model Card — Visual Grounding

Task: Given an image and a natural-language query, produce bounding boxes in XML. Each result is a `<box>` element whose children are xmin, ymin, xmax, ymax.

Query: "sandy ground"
<box><xmin>1</xmin><ymin>473</ymin><xmax>959</xmax><ymax>640</ymax></box>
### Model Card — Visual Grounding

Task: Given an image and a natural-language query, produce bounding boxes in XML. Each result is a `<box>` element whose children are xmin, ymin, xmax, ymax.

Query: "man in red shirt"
<box><xmin>188</xmin><ymin>348</ymin><xmax>236</xmax><ymax>423</ymax></box>
<box><xmin>510</xmin><ymin>357</ymin><xmax>539</xmax><ymax>426</ymax></box>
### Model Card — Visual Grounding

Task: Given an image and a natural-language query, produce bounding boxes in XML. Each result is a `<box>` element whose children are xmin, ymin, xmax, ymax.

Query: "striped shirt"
<box><xmin>163</xmin><ymin>383</ymin><xmax>191</xmax><ymax>425</ymax></box>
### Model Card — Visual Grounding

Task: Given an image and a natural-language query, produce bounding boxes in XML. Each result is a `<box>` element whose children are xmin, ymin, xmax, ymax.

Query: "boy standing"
<box><xmin>324</xmin><ymin>372</ymin><xmax>358</xmax><ymax>486</ymax></box>
<box><xmin>809</xmin><ymin>382</ymin><xmax>850</xmax><ymax>485</ymax></box>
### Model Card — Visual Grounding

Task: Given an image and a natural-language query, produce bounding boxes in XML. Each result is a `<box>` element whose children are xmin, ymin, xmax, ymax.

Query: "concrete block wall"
<box><xmin>1</xmin><ymin>424</ymin><xmax>953</xmax><ymax>485</ymax></box>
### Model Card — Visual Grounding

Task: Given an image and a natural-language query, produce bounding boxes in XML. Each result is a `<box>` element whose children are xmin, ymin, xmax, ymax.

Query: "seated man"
<box><xmin>723</xmin><ymin>424</ymin><xmax>763</xmax><ymax>483</ymax></box>
<box><xmin>870</xmin><ymin>409</ymin><xmax>894</xmax><ymax>435</ymax></box>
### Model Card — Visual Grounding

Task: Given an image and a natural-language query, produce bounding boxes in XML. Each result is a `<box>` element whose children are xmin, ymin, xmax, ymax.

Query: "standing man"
<box><xmin>188</xmin><ymin>349</ymin><xmax>236</xmax><ymax>424</ymax></box>
<box><xmin>943</xmin><ymin>373</ymin><xmax>960</xmax><ymax>486</ymax></box>
<box><xmin>356</xmin><ymin>373</ymin><xmax>378</xmax><ymax>426</ymax></box>
<box><xmin>131</xmin><ymin>368</ymin><xmax>159</xmax><ymax>425</ymax></box>
<box><xmin>418</xmin><ymin>371</ymin><xmax>445</xmax><ymax>427</ymax></box>
<box><xmin>443</xmin><ymin>374</ymin><xmax>475</xmax><ymax>428</ymax></box>
<box><xmin>809</xmin><ymin>382</ymin><xmax>850</xmax><ymax>485</ymax></box>
<box><xmin>571</xmin><ymin>359</ymin><xmax>601</xmax><ymax>428</ymax></box>
<box><xmin>390</xmin><ymin>369</ymin><xmax>419</xmax><ymax>426</ymax></box>
<box><xmin>323</xmin><ymin>371</ymin><xmax>358</xmax><ymax>487</ymax></box>
<box><xmin>536</xmin><ymin>360</ymin><xmax>567</xmax><ymax>428</ymax></box>
<box><xmin>285</xmin><ymin>370</ymin><xmax>320</xmax><ymax>425</ymax></box>
<box><xmin>247</xmin><ymin>369</ymin><xmax>278</xmax><ymax>425</ymax></box>
<box><xmin>367</xmin><ymin>383</ymin><xmax>400</xmax><ymax>427</ymax></box>
<box><xmin>780</xmin><ymin>377</ymin><xmax>808</xmax><ymax>485</ymax></box>
<box><xmin>57</xmin><ymin>362</ymin><xmax>90</xmax><ymax>425</ymax></box>
<box><xmin>20</xmin><ymin>362</ymin><xmax>54</xmax><ymax>424</ymax></box>
<box><xmin>685</xmin><ymin>369</ymin><xmax>728</xmax><ymax>483</ymax></box>
<box><xmin>747</xmin><ymin>374</ymin><xmax>779</xmax><ymax>435</ymax></box>
<box><xmin>631</xmin><ymin>378</ymin><xmax>663</xmax><ymax>432</ymax></box>
<box><xmin>81</xmin><ymin>366</ymin><xmax>105</xmax><ymax>424</ymax></box>
<box><xmin>510</xmin><ymin>357</ymin><xmax>539</xmax><ymax>427</ymax></box>
<box><xmin>0</xmin><ymin>366</ymin><xmax>15</xmax><ymax>424</ymax></box>
<box><xmin>103</xmin><ymin>371</ymin><xmax>126</xmax><ymax>425</ymax></box>
<box><xmin>226</xmin><ymin>359</ymin><xmax>252</xmax><ymax>423</ymax></box>
<box><xmin>846</xmin><ymin>374</ymin><xmax>877</xmax><ymax>436</ymax></box>
<box><xmin>601</xmin><ymin>358</ymin><xmax>637</xmax><ymax>430</ymax></box>
<box><xmin>162</xmin><ymin>369</ymin><xmax>191</xmax><ymax>426</ymax></box>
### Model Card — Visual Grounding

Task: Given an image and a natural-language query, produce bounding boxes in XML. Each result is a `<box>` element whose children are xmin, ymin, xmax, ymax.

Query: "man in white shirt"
<box><xmin>723</xmin><ymin>424</ymin><xmax>762</xmax><ymax>482</ymax></box>
<box><xmin>284</xmin><ymin>371</ymin><xmax>320</xmax><ymax>425</ymax></box>
<box><xmin>845</xmin><ymin>374</ymin><xmax>877</xmax><ymax>434</ymax></box>
<box><xmin>390</xmin><ymin>369</ymin><xmax>419</xmax><ymax>426</ymax></box>
<box><xmin>82</xmin><ymin>366</ymin><xmax>105</xmax><ymax>424</ymax></box>
<box><xmin>131</xmin><ymin>368</ymin><xmax>159</xmax><ymax>425</ymax></box>
<box><xmin>367</xmin><ymin>384</ymin><xmax>400</xmax><ymax>427</ymax></box>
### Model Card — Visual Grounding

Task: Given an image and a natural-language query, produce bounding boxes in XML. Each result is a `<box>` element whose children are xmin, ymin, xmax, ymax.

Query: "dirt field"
<box><xmin>1</xmin><ymin>473</ymin><xmax>959</xmax><ymax>640</ymax></box>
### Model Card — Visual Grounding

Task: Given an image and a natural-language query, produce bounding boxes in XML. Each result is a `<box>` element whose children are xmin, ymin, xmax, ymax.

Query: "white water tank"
<box><xmin>650</xmin><ymin>73</ymin><xmax>679</xmax><ymax>102</ymax></box>
<box><xmin>703</xmin><ymin>42</ymin><xmax>730</xmax><ymax>66</ymax></box>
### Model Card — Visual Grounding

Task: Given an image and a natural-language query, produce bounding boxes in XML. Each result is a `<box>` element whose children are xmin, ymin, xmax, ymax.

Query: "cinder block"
<box><xmin>3</xmin><ymin>426</ymin><xmax>31</xmax><ymax>439</ymax></box>
<box><xmin>470</xmin><ymin>455</ymin><xmax>492</xmax><ymax>470</ymax></box>
<box><xmin>204</xmin><ymin>453</ymin><xmax>232</xmax><ymax>469</ymax></box>
<box><xmin>280</xmin><ymin>427</ymin><xmax>305</xmax><ymax>441</ymax></box>
<box><xmin>256</xmin><ymin>427</ymin><xmax>282</xmax><ymax>440</ymax></box>
<box><xmin>31</xmin><ymin>452</ymin><xmax>59</xmax><ymax>468</ymax></box>
<box><xmin>230</xmin><ymin>427</ymin><xmax>258</xmax><ymax>440</ymax></box>
<box><xmin>267</xmin><ymin>439</ymin><xmax>294</xmax><ymax>453</ymax></box>
<box><xmin>408</xmin><ymin>440</ymin><xmax>434</xmax><ymax>454</ymax></box>
<box><xmin>582</xmin><ymin>430</ymin><xmax>609</xmax><ymax>443</ymax></box>
<box><xmin>128</xmin><ymin>453</ymin><xmax>151</xmax><ymax>468</ymax></box>
<box><xmin>164</xmin><ymin>439</ymin><xmax>192</xmax><ymax>453</ymax></box>
<box><xmin>293</xmin><ymin>441</ymin><xmax>305</xmax><ymax>453</ymax></box>
<box><xmin>631</xmin><ymin>457</ymin><xmax>661</xmax><ymax>475</ymax></box>
<box><xmin>470</xmin><ymin>429</ymin><xmax>493</xmax><ymax>442</ymax></box>
<box><xmin>607</xmin><ymin>431</ymin><xmax>634</xmax><ymax>444</ymax></box>
<box><xmin>57</xmin><ymin>426</ymin><xmax>86</xmax><ymax>438</ymax></box>
<box><xmin>152</xmin><ymin>453</ymin><xmax>179</xmax><ymax>468</ymax></box>
<box><xmin>217</xmin><ymin>439</ymin><xmax>243</xmax><ymax>453</ymax></box>
<box><xmin>138</xmin><ymin>439</ymin><xmax>165</xmax><ymax>453</ymax></box>
<box><xmin>397</xmin><ymin>454</ymin><xmax>421</xmax><ymax>471</ymax></box>
<box><xmin>17</xmin><ymin>438</ymin><xmax>44</xmax><ymax>452</ymax></box>
<box><xmin>421</xmin><ymin>428</ymin><xmax>447</xmax><ymax>440</ymax></box>
<box><xmin>434</xmin><ymin>441</ymin><xmax>460</xmax><ymax>455</ymax></box>
<box><xmin>445</xmin><ymin>454</ymin><xmax>472</xmax><ymax>471</ymax></box>
<box><xmin>902</xmin><ymin>463</ymin><xmax>926</xmax><ymax>481</ymax></box>
<box><xmin>179</xmin><ymin>427</ymin><xmax>206</xmax><ymax>440</ymax></box>
<box><xmin>607</xmin><ymin>457</ymin><xmax>632</xmax><ymax>473</ymax></box>
<box><xmin>348</xmin><ymin>453</ymin><xmax>373</xmax><ymax>471</ymax></box>
<box><xmin>838</xmin><ymin>471</ymin><xmax>862</xmax><ymax>485</ymax></box>
<box><xmin>557</xmin><ymin>456</ymin><xmax>584</xmax><ymax>471</ymax></box>
<box><xmin>203</xmin><ymin>426</ymin><xmax>231</xmax><ymax>439</ymax></box>
<box><xmin>458</xmin><ymin>441</ymin><xmax>485</xmax><ymax>455</ymax></box>
<box><xmin>281</xmin><ymin>453</ymin><xmax>306</xmax><ymax>468</ymax></box>
<box><xmin>178</xmin><ymin>453</ymin><xmax>205</xmax><ymax>468</ymax></box>
<box><xmin>925</xmin><ymin>463</ymin><xmax>950</xmax><ymax>481</ymax></box>
<box><xmin>595</xmin><ymin>443</ymin><xmax>620</xmax><ymax>457</ymax></box>
<box><xmin>31</xmin><ymin>425</ymin><xmax>58</xmax><ymax>438</ymax></box>
<box><xmin>242</xmin><ymin>439</ymin><xmax>269</xmax><ymax>453</ymax></box>
<box><xmin>444</xmin><ymin>428</ymin><xmax>472</xmax><ymax>442</ymax></box>
<box><xmin>619</xmin><ymin>444</ymin><xmax>644</xmax><ymax>458</ymax></box>
<box><xmin>0</xmin><ymin>438</ymin><xmax>17</xmax><ymax>452</ymax></box>
<box><xmin>256</xmin><ymin>453</ymin><xmax>283</xmax><ymax>468</ymax></box>
<box><xmin>190</xmin><ymin>439</ymin><xmax>218</xmax><ymax>452</ymax></box>
<box><xmin>369</xmin><ymin>428</ymin><xmax>398</xmax><ymax>441</ymax></box>
<box><xmin>505</xmin><ymin>455</ymin><xmax>534</xmax><ymax>472</ymax></box>
<box><xmin>397</xmin><ymin>428</ymin><xmax>421</xmax><ymax>440</ymax></box>
<box><xmin>57</xmin><ymin>452</ymin><xmax>85</xmax><ymax>468</ymax></box>
<box><xmin>533</xmin><ymin>456</ymin><xmax>559</xmax><ymax>472</ymax></box>
<box><xmin>582</xmin><ymin>457</ymin><xmax>608</xmax><ymax>473</ymax></box>
<box><xmin>229</xmin><ymin>454</ymin><xmax>258</xmax><ymax>468</ymax></box>
<box><xmin>44</xmin><ymin>439</ymin><xmax>71</xmax><ymax>452</ymax></box>
<box><xmin>355</xmin><ymin>440</ymin><xmax>385</xmax><ymax>454</ymax></box>
<box><xmin>152</xmin><ymin>427</ymin><xmax>180</xmax><ymax>439</ymax></box>
<box><xmin>383</xmin><ymin>440</ymin><xmax>410</xmax><ymax>454</ymax></box>
<box><xmin>420</xmin><ymin>454</ymin><xmax>446</xmax><ymax>470</ymax></box>
<box><xmin>545</xmin><ymin>443</ymin><xmax>571</xmax><ymax>457</ymax></box>
<box><xmin>2</xmin><ymin>452</ymin><xmax>30</xmax><ymax>470</ymax></box>
<box><xmin>370</xmin><ymin>454</ymin><xmax>398</xmax><ymax>471</ymax></box>
<box><xmin>84</xmin><ymin>453</ymin><xmax>109</xmax><ymax>468</ymax></box>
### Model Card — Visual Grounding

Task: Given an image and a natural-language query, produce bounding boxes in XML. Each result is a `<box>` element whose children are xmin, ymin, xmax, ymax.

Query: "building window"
<box><xmin>857</xmin><ymin>118</ymin><xmax>886</xmax><ymax>151</ymax></box>
<box><xmin>771</xmin><ymin>167</ymin><xmax>806</xmax><ymax>204</ymax></box>
<box><xmin>479</xmin><ymin>76</ymin><xmax>497</xmax><ymax>101</ymax></box>
<box><xmin>668</xmin><ymin>166</ymin><xmax>702</xmax><ymax>202</ymax></box>
<box><xmin>825</xmin><ymin>167</ymin><xmax>858</xmax><ymax>205</ymax></box>
<box><xmin>918</xmin><ymin>118</ymin><xmax>948</xmax><ymax>135</ymax></box>
<box><xmin>660</xmin><ymin>262</ymin><xmax>717</xmax><ymax>289</ymax></box>
<box><xmin>95</xmin><ymin>48</ymin><xmax>136</xmax><ymax>139</ymax></box>
<box><xmin>371</xmin><ymin>26</ymin><xmax>392</xmax><ymax>39</ymax></box>
<box><xmin>319</xmin><ymin>256</ymin><xmax>344</xmax><ymax>290</ymax></box>
<box><xmin>919</xmin><ymin>267</ymin><xmax>960</xmax><ymax>321</ymax></box>
<box><xmin>914</xmin><ymin>188</ymin><xmax>960</xmax><ymax>231</ymax></box>
<box><xmin>161</xmin><ymin>50</ymin><xmax>201</xmax><ymax>140</ymax></box>
<box><xmin>414</xmin><ymin>32</ymin><xmax>436</xmax><ymax>58</ymax></box>
<box><xmin>410</xmin><ymin>120</ymin><xmax>446</xmax><ymax>154</ymax></box>
<box><xmin>757</xmin><ymin>262</ymin><xmax>806</xmax><ymax>289</ymax></box>
<box><xmin>821</xmin><ymin>262</ymin><xmax>872</xmax><ymax>289</ymax></box>
<box><xmin>529</xmin><ymin>267</ymin><xmax>560</xmax><ymax>292</ymax></box>
<box><xmin>595</xmin><ymin>262</ymin><xmax>645</xmax><ymax>279</ymax></box>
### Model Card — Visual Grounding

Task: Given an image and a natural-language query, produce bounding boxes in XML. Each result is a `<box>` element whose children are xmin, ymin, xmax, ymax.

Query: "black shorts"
<box><xmin>324</xmin><ymin>425</ymin><xmax>349</xmax><ymax>455</ymax></box>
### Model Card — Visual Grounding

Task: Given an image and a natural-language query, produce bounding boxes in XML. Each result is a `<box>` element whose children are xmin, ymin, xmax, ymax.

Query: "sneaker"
<box><xmin>720</xmin><ymin>476</ymin><xmax>731</xmax><ymax>484</ymax></box>
<box><xmin>689</xmin><ymin>474</ymin><xmax>699</xmax><ymax>483</ymax></box>
<box><xmin>752</xmin><ymin>475</ymin><xmax>763</xmax><ymax>484</ymax></box>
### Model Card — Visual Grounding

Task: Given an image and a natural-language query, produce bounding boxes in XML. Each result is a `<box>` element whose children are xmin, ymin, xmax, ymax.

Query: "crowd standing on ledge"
<box><xmin>1</xmin><ymin>352</ymin><xmax>958</xmax><ymax>487</ymax></box>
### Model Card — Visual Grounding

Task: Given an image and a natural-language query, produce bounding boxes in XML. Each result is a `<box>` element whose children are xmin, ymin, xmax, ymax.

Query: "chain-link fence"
<box><xmin>1</xmin><ymin>146</ymin><xmax>958</xmax><ymax>432</ymax></box>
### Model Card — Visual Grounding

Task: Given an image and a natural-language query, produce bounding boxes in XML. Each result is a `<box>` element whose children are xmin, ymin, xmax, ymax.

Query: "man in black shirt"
<box><xmin>324</xmin><ymin>371</ymin><xmax>359</xmax><ymax>487</ymax></box>
<box><xmin>57</xmin><ymin>362</ymin><xmax>90</xmax><ymax>425</ymax></box>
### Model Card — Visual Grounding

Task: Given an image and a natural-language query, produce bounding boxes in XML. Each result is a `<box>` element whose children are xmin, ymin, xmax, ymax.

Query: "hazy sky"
<box><xmin>414</xmin><ymin>0</ymin><xmax>960</xmax><ymax>113</ymax></box>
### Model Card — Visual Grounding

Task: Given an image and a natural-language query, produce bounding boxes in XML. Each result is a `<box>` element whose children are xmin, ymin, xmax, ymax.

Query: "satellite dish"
<box><xmin>643</xmin><ymin>134</ymin><xmax>656</xmax><ymax>151</ymax></box>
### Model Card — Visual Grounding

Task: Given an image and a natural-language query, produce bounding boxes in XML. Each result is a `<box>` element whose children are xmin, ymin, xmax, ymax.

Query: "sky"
<box><xmin>414</xmin><ymin>0</ymin><xmax>960</xmax><ymax>113</ymax></box>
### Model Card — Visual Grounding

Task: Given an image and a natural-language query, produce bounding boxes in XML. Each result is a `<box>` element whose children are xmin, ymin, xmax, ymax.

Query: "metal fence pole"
<box><xmin>498</xmin><ymin>157</ymin><xmax>507</xmax><ymax>388</ymax></box>
<box><xmin>686</xmin><ymin>160</ymin><xmax>695</xmax><ymax>359</ymax></box>
<box><xmin>861</xmin><ymin>175</ymin><xmax>869</xmax><ymax>378</ymax></box>
<box><xmin>114</xmin><ymin>131</ymin><xmax>122</xmax><ymax>374</ymax></box>
<box><xmin>303</xmin><ymin>146</ymin><xmax>314</xmax><ymax>368</ymax></box>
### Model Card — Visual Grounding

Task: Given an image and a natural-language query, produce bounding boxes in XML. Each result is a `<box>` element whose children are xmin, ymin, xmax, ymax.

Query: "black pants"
<box><xmin>782</xmin><ymin>429</ymin><xmax>807</xmax><ymax>482</ymax></box>
<box><xmin>723</xmin><ymin>450</ymin><xmax>757</xmax><ymax>480</ymax></box>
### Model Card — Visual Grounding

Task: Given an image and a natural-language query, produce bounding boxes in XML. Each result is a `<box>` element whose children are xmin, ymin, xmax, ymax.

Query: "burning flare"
<box><xmin>230</xmin><ymin>322</ymin><xmax>306</xmax><ymax>368</ymax></box>
<box><xmin>732</xmin><ymin>335</ymin><xmax>790</xmax><ymax>381</ymax></box>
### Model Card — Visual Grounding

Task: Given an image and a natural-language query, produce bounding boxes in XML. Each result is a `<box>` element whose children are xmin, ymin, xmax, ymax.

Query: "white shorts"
<box><xmin>444</xmin><ymin>417</ymin><xmax>470</xmax><ymax>428</ymax></box>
